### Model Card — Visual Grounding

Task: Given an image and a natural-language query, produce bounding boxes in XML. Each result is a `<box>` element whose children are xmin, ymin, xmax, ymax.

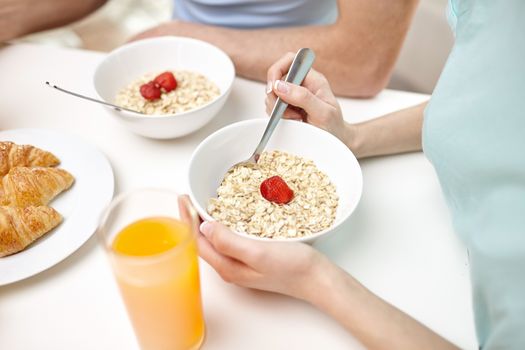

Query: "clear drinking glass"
<box><xmin>98</xmin><ymin>189</ymin><xmax>205</xmax><ymax>350</ymax></box>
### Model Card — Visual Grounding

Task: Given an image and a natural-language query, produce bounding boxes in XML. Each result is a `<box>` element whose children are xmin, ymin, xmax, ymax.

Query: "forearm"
<box><xmin>306</xmin><ymin>256</ymin><xmax>458</xmax><ymax>349</ymax></box>
<box><xmin>138</xmin><ymin>0</ymin><xmax>417</xmax><ymax>99</ymax></box>
<box><xmin>179</xmin><ymin>24</ymin><xmax>379</xmax><ymax>96</ymax></box>
<box><xmin>0</xmin><ymin>0</ymin><xmax>106</xmax><ymax>42</ymax></box>
<box><xmin>347</xmin><ymin>102</ymin><xmax>427</xmax><ymax>159</ymax></box>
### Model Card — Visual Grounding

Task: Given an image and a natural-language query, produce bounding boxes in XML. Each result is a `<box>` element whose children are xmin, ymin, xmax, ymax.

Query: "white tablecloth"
<box><xmin>0</xmin><ymin>43</ymin><xmax>477</xmax><ymax>349</ymax></box>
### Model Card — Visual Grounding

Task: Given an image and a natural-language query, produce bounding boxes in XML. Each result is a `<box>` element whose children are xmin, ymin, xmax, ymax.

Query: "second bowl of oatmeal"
<box><xmin>188</xmin><ymin>119</ymin><xmax>363</xmax><ymax>244</ymax></box>
<box><xmin>93</xmin><ymin>37</ymin><xmax>235</xmax><ymax>139</ymax></box>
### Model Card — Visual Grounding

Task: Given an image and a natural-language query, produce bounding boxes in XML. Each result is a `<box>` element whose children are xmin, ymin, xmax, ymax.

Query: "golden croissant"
<box><xmin>0</xmin><ymin>205</ymin><xmax>62</xmax><ymax>257</ymax></box>
<box><xmin>0</xmin><ymin>141</ymin><xmax>60</xmax><ymax>177</ymax></box>
<box><xmin>0</xmin><ymin>167</ymin><xmax>75</xmax><ymax>207</ymax></box>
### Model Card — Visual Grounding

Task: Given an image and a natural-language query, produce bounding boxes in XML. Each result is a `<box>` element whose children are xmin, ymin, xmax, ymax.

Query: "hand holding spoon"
<box><xmin>226</xmin><ymin>48</ymin><xmax>315</xmax><ymax>173</ymax></box>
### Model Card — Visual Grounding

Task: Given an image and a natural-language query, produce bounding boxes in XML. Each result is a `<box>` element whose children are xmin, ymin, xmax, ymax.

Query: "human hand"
<box><xmin>198</xmin><ymin>221</ymin><xmax>327</xmax><ymax>301</ymax></box>
<box><xmin>266</xmin><ymin>53</ymin><xmax>355</xmax><ymax>148</ymax></box>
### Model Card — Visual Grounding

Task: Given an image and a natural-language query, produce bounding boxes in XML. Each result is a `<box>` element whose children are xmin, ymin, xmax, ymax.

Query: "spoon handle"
<box><xmin>45</xmin><ymin>81</ymin><xmax>143</xmax><ymax>115</ymax></box>
<box><xmin>251</xmin><ymin>48</ymin><xmax>316</xmax><ymax>160</ymax></box>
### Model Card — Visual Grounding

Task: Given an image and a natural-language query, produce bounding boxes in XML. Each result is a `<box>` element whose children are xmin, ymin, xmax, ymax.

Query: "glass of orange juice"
<box><xmin>98</xmin><ymin>189</ymin><xmax>205</xmax><ymax>350</ymax></box>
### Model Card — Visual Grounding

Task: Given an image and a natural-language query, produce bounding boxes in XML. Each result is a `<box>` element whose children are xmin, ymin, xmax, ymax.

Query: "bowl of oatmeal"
<box><xmin>188</xmin><ymin>119</ymin><xmax>363</xmax><ymax>243</ymax></box>
<box><xmin>94</xmin><ymin>37</ymin><xmax>235</xmax><ymax>139</ymax></box>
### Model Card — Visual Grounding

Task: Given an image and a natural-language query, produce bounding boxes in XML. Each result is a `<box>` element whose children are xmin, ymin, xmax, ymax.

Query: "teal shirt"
<box><xmin>424</xmin><ymin>0</ymin><xmax>525</xmax><ymax>348</ymax></box>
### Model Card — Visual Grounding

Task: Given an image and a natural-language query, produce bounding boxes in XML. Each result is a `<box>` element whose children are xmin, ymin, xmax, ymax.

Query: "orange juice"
<box><xmin>111</xmin><ymin>217</ymin><xmax>205</xmax><ymax>350</ymax></box>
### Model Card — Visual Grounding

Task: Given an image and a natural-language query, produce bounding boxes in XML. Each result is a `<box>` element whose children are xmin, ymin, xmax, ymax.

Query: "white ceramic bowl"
<box><xmin>93</xmin><ymin>37</ymin><xmax>235</xmax><ymax>139</ymax></box>
<box><xmin>188</xmin><ymin>119</ymin><xmax>363</xmax><ymax>244</ymax></box>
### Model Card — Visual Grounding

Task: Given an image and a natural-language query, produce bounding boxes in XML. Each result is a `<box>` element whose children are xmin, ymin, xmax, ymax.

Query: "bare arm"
<box><xmin>309</xmin><ymin>254</ymin><xmax>458</xmax><ymax>350</ymax></box>
<box><xmin>0</xmin><ymin>0</ymin><xmax>107</xmax><ymax>42</ymax></box>
<box><xmin>350</xmin><ymin>102</ymin><xmax>426</xmax><ymax>158</ymax></box>
<box><xmin>198</xmin><ymin>221</ymin><xmax>458</xmax><ymax>349</ymax></box>
<box><xmin>131</xmin><ymin>0</ymin><xmax>419</xmax><ymax>98</ymax></box>
<box><xmin>265</xmin><ymin>55</ymin><xmax>426</xmax><ymax>159</ymax></box>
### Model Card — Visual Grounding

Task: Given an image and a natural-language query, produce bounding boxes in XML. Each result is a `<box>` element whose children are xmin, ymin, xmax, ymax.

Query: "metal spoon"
<box><xmin>45</xmin><ymin>81</ymin><xmax>144</xmax><ymax>115</ymax></box>
<box><xmin>226</xmin><ymin>48</ymin><xmax>315</xmax><ymax>173</ymax></box>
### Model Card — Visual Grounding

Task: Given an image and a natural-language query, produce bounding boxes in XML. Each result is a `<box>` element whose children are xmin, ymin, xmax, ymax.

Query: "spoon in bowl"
<box><xmin>225</xmin><ymin>48</ymin><xmax>315</xmax><ymax>174</ymax></box>
<box><xmin>45</xmin><ymin>81</ymin><xmax>145</xmax><ymax>115</ymax></box>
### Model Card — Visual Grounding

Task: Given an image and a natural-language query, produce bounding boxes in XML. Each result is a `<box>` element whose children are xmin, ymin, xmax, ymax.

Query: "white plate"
<box><xmin>0</xmin><ymin>129</ymin><xmax>114</xmax><ymax>285</ymax></box>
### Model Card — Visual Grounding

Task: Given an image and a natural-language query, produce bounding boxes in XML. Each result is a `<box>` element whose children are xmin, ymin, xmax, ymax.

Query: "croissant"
<box><xmin>0</xmin><ymin>167</ymin><xmax>75</xmax><ymax>207</ymax></box>
<box><xmin>0</xmin><ymin>141</ymin><xmax>60</xmax><ymax>177</ymax></box>
<box><xmin>0</xmin><ymin>205</ymin><xmax>62</xmax><ymax>257</ymax></box>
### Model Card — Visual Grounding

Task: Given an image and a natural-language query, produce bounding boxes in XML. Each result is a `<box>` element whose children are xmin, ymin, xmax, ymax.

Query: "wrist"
<box><xmin>304</xmin><ymin>258</ymin><xmax>367</xmax><ymax>336</ymax></box>
<box><xmin>299</xmin><ymin>253</ymin><xmax>343</xmax><ymax>306</ymax></box>
<box><xmin>343</xmin><ymin>122</ymin><xmax>363</xmax><ymax>159</ymax></box>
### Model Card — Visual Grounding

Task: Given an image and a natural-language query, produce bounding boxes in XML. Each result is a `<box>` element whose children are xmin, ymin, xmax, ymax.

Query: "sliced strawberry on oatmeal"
<box><xmin>260</xmin><ymin>175</ymin><xmax>294</xmax><ymax>205</ymax></box>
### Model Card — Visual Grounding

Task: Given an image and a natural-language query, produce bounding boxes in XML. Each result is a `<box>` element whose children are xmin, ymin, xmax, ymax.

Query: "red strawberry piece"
<box><xmin>260</xmin><ymin>176</ymin><xmax>294</xmax><ymax>205</ymax></box>
<box><xmin>139</xmin><ymin>81</ymin><xmax>162</xmax><ymax>101</ymax></box>
<box><xmin>154</xmin><ymin>71</ymin><xmax>178</xmax><ymax>92</ymax></box>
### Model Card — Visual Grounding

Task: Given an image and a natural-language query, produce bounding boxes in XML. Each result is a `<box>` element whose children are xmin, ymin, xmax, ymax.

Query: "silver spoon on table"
<box><xmin>226</xmin><ymin>48</ymin><xmax>315</xmax><ymax>173</ymax></box>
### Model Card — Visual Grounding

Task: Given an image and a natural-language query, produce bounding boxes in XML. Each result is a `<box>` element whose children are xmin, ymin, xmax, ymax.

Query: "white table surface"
<box><xmin>0</xmin><ymin>43</ymin><xmax>477</xmax><ymax>350</ymax></box>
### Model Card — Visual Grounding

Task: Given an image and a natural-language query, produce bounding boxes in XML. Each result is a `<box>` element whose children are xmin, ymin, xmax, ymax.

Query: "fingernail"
<box><xmin>266</xmin><ymin>81</ymin><xmax>273</xmax><ymax>94</ymax></box>
<box><xmin>275</xmin><ymin>80</ymin><xmax>289</xmax><ymax>94</ymax></box>
<box><xmin>200</xmin><ymin>221</ymin><xmax>213</xmax><ymax>238</ymax></box>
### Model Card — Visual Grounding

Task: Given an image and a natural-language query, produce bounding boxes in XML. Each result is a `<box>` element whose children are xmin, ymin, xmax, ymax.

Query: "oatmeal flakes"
<box><xmin>115</xmin><ymin>70</ymin><xmax>220</xmax><ymax>115</ymax></box>
<box><xmin>207</xmin><ymin>150</ymin><xmax>339</xmax><ymax>239</ymax></box>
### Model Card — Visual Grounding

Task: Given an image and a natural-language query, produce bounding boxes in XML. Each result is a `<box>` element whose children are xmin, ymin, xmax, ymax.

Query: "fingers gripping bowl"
<box><xmin>94</xmin><ymin>37</ymin><xmax>235</xmax><ymax>139</ymax></box>
<box><xmin>188</xmin><ymin>119</ymin><xmax>363</xmax><ymax>244</ymax></box>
